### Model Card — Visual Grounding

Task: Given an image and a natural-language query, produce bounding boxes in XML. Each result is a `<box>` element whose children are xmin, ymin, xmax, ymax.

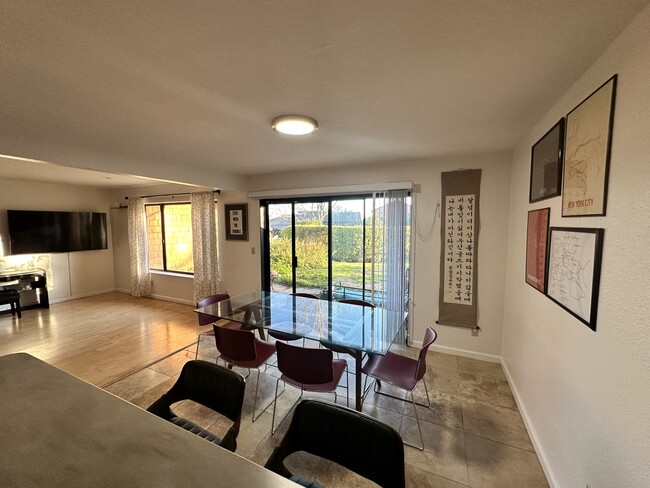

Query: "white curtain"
<box><xmin>376</xmin><ymin>189</ymin><xmax>409</xmax><ymax>313</ymax></box>
<box><xmin>191</xmin><ymin>192</ymin><xmax>221</xmax><ymax>303</ymax></box>
<box><xmin>127</xmin><ymin>197</ymin><xmax>152</xmax><ymax>297</ymax></box>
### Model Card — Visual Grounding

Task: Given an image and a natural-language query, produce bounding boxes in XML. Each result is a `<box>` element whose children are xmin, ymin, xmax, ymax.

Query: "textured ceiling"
<box><xmin>0</xmin><ymin>0</ymin><xmax>648</xmax><ymax>184</ymax></box>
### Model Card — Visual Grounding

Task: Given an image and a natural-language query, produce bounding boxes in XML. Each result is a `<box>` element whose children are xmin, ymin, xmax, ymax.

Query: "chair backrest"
<box><xmin>147</xmin><ymin>360</ymin><xmax>245</xmax><ymax>451</ymax></box>
<box><xmin>197</xmin><ymin>293</ymin><xmax>230</xmax><ymax>326</ymax></box>
<box><xmin>213</xmin><ymin>326</ymin><xmax>257</xmax><ymax>362</ymax></box>
<box><xmin>415</xmin><ymin>327</ymin><xmax>437</xmax><ymax>381</ymax></box>
<box><xmin>276</xmin><ymin>341</ymin><xmax>333</xmax><ymax>385</ymax></box>
<box><xmin>338</xmin><ymin>298</ymin><xmax>375</xmax><ymax>308</ymax></box>
<box><xmin>293</xmin><ymin>292</ymin><xmax>319</xmax><ymax>299</ymax></box>
<box><xmin>265</xmin><ymin>399</ymin><xmax>405</xmax><ymax>488</ymax></box>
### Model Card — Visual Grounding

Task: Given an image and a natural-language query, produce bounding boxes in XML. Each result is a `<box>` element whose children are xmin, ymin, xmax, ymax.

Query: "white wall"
<box><xmin>0</xmin><ymin>178</ymin><xmax>115</xmax><ymax>301</ymax></box>
<box><xmin>502</xmin><ymin>5</ymin><xmax>650</xmax><ymax>487</ymax></box>
<box><xmin>247</xmin><ymin>153</ymin><xmax>512</xmax><ymax>358</ymax></box>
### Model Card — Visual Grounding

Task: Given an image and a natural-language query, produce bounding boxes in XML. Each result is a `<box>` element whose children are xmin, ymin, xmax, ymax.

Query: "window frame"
<box><xmin>145</xmin><ymin>202</ymin><xmax>194</xmax><ymax>275</ymax></box>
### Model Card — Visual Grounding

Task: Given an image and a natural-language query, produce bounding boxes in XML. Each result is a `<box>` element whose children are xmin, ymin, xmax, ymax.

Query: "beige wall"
<box><xmin>109</xmin><ymin>184</ymin><xmax>260</xmax><ymax>304</ymax></box>
<box><xmin>247</xmin><ymin>152</ymin><xmax>512</xmax><ymax>359</ymax></box>
<box><xmin>0</xmin><ymin>179</ymin><xmax>115</xmax><ymax>301</ymax></box>
<box><xmin>502</xmin><ymin>5</ymin><xmax>650</xmax><ymax>487</ymax></box>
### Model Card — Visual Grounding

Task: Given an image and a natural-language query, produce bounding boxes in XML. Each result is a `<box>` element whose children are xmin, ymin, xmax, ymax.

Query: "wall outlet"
<box><xmin>251</xmin><ymin>247</ymin><xmax>256</xmax><ymax>255</ymax></box>
<box><xmin>471</xmin><ymin>328</ymin><xmax>479</xmax><ymax>336</ymax></box>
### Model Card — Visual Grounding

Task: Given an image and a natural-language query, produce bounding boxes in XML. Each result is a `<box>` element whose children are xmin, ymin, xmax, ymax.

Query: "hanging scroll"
<box><xmin>438</xmin><ymin>169</ymin><xmax>481</xmax><ymax>328</ymax></box>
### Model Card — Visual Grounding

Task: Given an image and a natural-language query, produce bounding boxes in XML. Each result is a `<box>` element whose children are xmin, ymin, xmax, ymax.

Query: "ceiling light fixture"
<box><xmin>271</xmin><ymin>115</ymin><xmax>319</xmax><ymax>136</ymax></box>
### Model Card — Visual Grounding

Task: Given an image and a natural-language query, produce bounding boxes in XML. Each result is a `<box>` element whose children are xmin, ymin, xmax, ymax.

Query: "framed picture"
<box><xmin>225</xmin><ymin>203</ymin><xmax>248</xmax><ymax>241</ymax></box>
<box><xmin>546</xmin><ymin>227</ymin><xmax>604</xmax><ymax>331</ymax></box>
<box><xmin>525</xmin><ymin>208</ymin><xmax>550</xmax><ymax>293</ymax></box>
<box><xmin>562</xmin><ymin>75</ymin><xmax>617</xmax><ymax>216</ymax></box>
<box><xmin>529</xmin><ymin>119</ymin><xmax>564</xmax><ymax>203</ymax></box>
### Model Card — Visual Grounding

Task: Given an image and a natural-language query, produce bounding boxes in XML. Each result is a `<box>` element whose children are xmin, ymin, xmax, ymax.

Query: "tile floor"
<box><xmin>104</xmin><ymin>338</ymin><xmax>549</xmax><ymax>488</ymax></box>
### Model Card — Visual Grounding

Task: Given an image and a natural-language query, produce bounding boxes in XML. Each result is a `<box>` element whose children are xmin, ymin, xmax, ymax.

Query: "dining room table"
<box><xmin>0</xmin><ymin>352</ymin><xmax>297</xmax><ymax>488</ymax></box>
<box><xmin>195</xmin><ymin>291</ymin><xmax>407</xmax><ymax>411</ymax></box>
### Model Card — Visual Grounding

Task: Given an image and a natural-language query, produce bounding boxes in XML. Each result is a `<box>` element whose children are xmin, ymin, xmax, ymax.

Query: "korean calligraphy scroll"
<box><xmin>438</xmin><ymin>169</ymin><xmax>481</xmax><ymax>328</ymax></box>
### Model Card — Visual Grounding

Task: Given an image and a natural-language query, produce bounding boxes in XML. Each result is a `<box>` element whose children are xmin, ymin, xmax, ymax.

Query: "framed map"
<box><xmin>529</xmin><ymin>119</ymin><xmax>564</xmax><ymax>203</ymax></box>
<box><xmin>525</xmin><ymin>208</ymin><xmax>550</xmax><ymax>293</ymax></box>
<box><xmin>562</xmin><ymin>75</ymin><xmax>617</xmax><ymax>216</ymax></box>
<box><xmin>546</xmin><ymin>227</ymin><xmax>604</xmax><ymax>331</ymax></box>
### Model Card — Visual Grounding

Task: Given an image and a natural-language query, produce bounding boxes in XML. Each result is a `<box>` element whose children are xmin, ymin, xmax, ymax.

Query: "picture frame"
<box><xmin>562</xmin><ymin>75</ymin><xmax>617</xmax><ymax>217</ymax></box>
<box><xmin>529</xmin><ymin>119</ymin><xmax>564</xmax><ymax>203</ymax></box>
<box><xmin>225</xmin><ymin>203</ymin><xmax>248</xmax><ymax>241</ymax></box>
<box><xmin>546</xmin><ymin>227</ymin><xmax>604</xmax><ymax>331</ymax></box>
<box><xmin>525</xmin><ymin>208</ymin><xmax>550</xmax><ymax>293</ymax></box>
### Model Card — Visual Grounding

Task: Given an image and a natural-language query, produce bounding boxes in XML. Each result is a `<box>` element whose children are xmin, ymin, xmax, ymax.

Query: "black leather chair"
<box><xmin>147</xmin><ymin>360</ymin><xmax>245</xmax><ymax>452</ymax></box>
<box><xmin>265</xmin><ymin>399</ymin><xmax>405</xmax><ymax>488</ymax></box>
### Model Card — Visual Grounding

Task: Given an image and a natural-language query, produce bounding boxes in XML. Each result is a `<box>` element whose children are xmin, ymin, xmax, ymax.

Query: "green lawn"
<box><xmin>275</xmin><ymin>260</ymin><xmax>384</xmax><ymax>289</ymax></box>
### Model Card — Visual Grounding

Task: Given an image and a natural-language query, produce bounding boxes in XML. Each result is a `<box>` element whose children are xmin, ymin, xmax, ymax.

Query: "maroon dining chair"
<box><xmin>324</xmin><ymin>298</ymin><xmax>375</xmax><ymax>354</ymax></box>
<box><xmin>271</xmin><ymin>341</ymin><xmax>349</xmax><ymax>435</ymax></box>
<box><xmin>267</xmin><ymin>293</ymin><xmax>319</xmax><ymax>345</ymax></box>
<box><xmin>338</xmin><ymin>298</ymin><xmax>375</xmax><ymax>308</ymax></box>
<box><xmin>361</xmin><ymin>326</ymin><xmax>438</xmax><ymax>450</ymax></box>
<box><xmin>195</xmin><ymin>293</ymin><xmax>240</xmax><ymax>359</ymax></box>
<box><xmin>213</xmin><ymin>325</ymin><xmax>276</xmax><ymax>422</ymax></box>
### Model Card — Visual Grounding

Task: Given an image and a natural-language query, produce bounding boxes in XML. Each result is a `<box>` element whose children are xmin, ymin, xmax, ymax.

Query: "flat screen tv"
<box><xmin>7</xmin><ymin>210</ymin><xmax>108</xmax><ymax>254</ymax></box>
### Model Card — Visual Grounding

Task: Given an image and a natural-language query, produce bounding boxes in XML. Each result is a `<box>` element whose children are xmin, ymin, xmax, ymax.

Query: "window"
<box><xmin>145</xmin><ymin>203</ymin><xmax>193</xmax><ymax>274</ymax></box>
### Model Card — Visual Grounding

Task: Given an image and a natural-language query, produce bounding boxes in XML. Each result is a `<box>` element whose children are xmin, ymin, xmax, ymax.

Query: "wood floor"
<box><xmin>0</xmin><ymin>292</ymin><xmax>199</xmax><ymax>387</ymax></box>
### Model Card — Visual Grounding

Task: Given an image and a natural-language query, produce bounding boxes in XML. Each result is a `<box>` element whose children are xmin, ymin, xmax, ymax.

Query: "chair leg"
<box><xmin>422</xmin><ymin>377</ymin><xmax>431</xmax><ymax>408</ymax></box>
<box><xmin>251</xmin><ymin>368</ymin><xmax>262</xmax><ymax>422</ymax></box>
<box><xmin>345</xmin><ymin>369</ymin><xmax>350</xmax><ymax>407</ymax></box>
<box><xmin>272</xmin><ymin>384</ymin><xmax>303</xmax><ymax>436</ymax></box>
<box><xmin>194</xmin><ymin>333</ymin><xmax>202</xmax><ymax>359</ymax></box>
<box><xmin>373</xmin><ymin>379</ymin><xmax>429</xmax><ymax>407</ymax></box>
<box><xmin>406</xmin><ymin>390</ymin><xmax>425</xmax><ymax>451</ymax></box>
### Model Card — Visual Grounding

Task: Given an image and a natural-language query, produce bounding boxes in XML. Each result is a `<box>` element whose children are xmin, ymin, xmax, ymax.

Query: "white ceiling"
<box><xmin>0</xmin><ymin>155</ymin><xmax>158</xmax><ymax>188</ymax></box>
<box><xmin>0</xmin><ymin>1</ymin><xmax>648</xmax><ymax>185</ymax></box>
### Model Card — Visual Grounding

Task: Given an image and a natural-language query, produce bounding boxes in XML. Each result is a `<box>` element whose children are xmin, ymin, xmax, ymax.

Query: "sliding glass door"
<box><xmin>264</xmin><ymin>200</ymin><xmax>330</xmax><ymax>296</ymax></box>
<box><xmin>261</xmin><ymin>193</ymin><xmax>410</xmax><ymax>310</ymax></box>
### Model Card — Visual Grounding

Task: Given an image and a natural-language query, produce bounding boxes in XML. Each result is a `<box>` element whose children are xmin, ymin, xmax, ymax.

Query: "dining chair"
<box><xmin>265</xmin><ymin>399</ymin><xmax>405</xmax><ymax>488</ymax></box>
<box><xmin>322</xmin><ymin>298</ymin><xmax>375</xmax><ymax>356</ymax></box>
<box><xmin>213</xmin><ymin>325</ymin><xmax>276</xmax><ymax>422</ymax></box>
<box><xmin>361</xmin><ymin>326</ymin><xmax>437</xmax><ymax>450</ymax></box>
<box><xmin>195</xmin><ymin>293</ymin><xmax>240</xmax><ymax>359</ymax></box>
<box><xmin>146</xmin><ymin>360</ymin><xmax>245</xmax><ymax>452</ymax></box>
<box><xmin>270</xmin><ymin>341</ymin><xmax>348</xmax><ymax>435</ymax></box>
<box><xmin>267</xmin><ymin>293</ymin><xmax>319</xmax><ymax>345</ymax></box>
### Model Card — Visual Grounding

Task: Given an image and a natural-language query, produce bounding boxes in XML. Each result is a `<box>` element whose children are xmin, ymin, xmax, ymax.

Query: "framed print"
<box><xmin>525</xmin><ymin>208</ymin><xmax>550</xmax><ymax>293</ymax></box>
<box><xmin>529</xmin><ymin>119</ymin><xmax>564</xmax><ymax>203</ymax></box>
<box><xmin>546</xmin><ymin>227</ymin><xmax>604</xmax><ymax>331</ymax></box>
<box><xmin>225</xmin><ymin>203</ymin><xmax>248</xmax><ymax>241</ymax></box>
<box><xmin>562</xmin><ymin>75</ymin><xmax>617</xmax><ymax>216</ymax></box>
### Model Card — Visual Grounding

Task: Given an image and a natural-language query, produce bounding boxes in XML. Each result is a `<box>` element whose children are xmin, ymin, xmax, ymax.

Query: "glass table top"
<box><xmin>195</xmin><ymin>291</ymin><xmax>405</xmax><ymax>355</ymax></box>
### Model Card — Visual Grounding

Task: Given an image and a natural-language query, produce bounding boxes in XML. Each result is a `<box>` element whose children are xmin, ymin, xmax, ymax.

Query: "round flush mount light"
<box><xmin>271</xmin><ymin>114</ymin><xmax>319</xmax><ymax>136</ymax></box>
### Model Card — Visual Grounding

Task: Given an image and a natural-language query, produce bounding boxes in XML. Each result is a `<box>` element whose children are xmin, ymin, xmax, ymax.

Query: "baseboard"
<box><xmin>149</xmin><ymin>293</ymin><xmax>194</xmax><ymax>306</ymax></box>
<box><xmin>114</xmin><ymin>288</ymin><xmax>194</xmax><ymax>306</ymax></box>
<box><xmin>501</xmin><ymin>359</ymin><xmax>557</xmax><ymax>488</ymax></box>
<box><xmin>49</xmin><ymin>288</ymin><xmax>117</xmax><ymax>304</ymax></box>
<box><xmin>410</xmin><ymin>340</ymin><xmax>502</xmax><ymax>364</ymax></box>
